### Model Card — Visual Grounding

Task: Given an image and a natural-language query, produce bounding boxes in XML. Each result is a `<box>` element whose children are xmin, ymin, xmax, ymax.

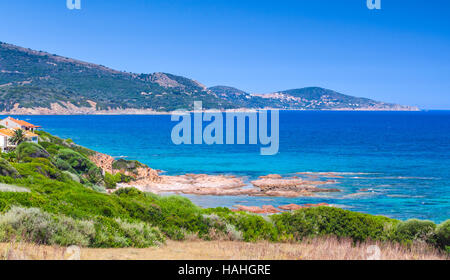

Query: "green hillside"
<box><xmin>0</xmin><ymin>42</ymin><xmax>416</xmax><ymax>113</ymax></box>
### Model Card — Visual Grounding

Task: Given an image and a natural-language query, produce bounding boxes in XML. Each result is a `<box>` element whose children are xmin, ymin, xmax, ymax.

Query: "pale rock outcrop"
<box><xmin>90</xmin><ymin>152</ymin><xmax>160</xmax><ymax>182</ymax></box>
<box><xmin>232</xmin><ymin>205</ymin><xmax>280</xmax><ymax>214</ymax></box>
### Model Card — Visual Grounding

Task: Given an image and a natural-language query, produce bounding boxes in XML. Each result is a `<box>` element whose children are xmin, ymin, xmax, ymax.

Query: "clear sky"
<box><xmin>0</xmin><ymin>0</ymin><xmax>449</xmax><ymax>109</ymax></box>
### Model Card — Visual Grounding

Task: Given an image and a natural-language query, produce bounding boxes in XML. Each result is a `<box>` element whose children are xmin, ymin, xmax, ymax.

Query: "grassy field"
<box><xmin>1</xmin><ymin>237</ymin><xmax>447</xmax><ymax>260</ymax></box>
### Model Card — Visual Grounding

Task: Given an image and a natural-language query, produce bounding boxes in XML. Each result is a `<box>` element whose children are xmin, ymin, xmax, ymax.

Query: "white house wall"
<box><xmin>0</xmin><ymin>136</ymin><xmax>6</xmax><ymax>151</ymax></box>
<box><xmin>0</xmin><ymin>119</ymin><xmax>21</xmax><ymax>130</ymax></box>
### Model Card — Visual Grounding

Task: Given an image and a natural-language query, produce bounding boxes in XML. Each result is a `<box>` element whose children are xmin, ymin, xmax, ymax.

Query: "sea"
<box><xmin>6</xmin><ymin>111</ymin><xmax>450</xmax><ymax>223</ymax></box>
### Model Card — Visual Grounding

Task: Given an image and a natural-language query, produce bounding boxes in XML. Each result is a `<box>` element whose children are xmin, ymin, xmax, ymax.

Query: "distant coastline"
<box><xmin>0</xmin><ymin>102</ymin><xmax>420</xmax><ymax>116</ymax></box>
<box><xmin>0</xmin><ymin>42</ymin><xmax>420</xmax><ymax>114</ymax></box>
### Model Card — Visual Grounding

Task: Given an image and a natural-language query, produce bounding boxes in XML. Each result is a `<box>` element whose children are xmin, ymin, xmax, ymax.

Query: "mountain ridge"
<box><xmin>0</xmin><ymin>42</ymin><xmax>419</xmax><ymax>114</ymax></box>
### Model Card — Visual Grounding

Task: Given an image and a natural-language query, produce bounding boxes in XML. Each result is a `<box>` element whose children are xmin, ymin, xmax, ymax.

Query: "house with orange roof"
<box><xmin>0</xmin><ymin>116</ymin><xmax>41</xmax><ymax>132</ymax></box>
<box><xmin>0</xmin><ymin>117</ymin><xmax>40</xmax><ymax>152</ymax></box>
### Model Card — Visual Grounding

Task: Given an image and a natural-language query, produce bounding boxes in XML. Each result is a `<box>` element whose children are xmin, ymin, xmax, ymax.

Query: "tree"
<box><xmin>9</xmin><ymin>129</ymin><xmax>26</xmax><ymax>146</ymax></box>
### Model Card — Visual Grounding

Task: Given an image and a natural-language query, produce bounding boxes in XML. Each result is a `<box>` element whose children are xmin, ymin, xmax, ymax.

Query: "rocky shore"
<box><xmin>89</xmin><ymin>153</ymin><xmax>342</xmax><ymax>198</ymax></box>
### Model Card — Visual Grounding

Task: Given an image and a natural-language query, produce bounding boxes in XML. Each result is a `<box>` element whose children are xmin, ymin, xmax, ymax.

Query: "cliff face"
<box><xmin>0</xmin><ymin>42</ymin><xmax>419</xmax><ymax>114</ymax></box>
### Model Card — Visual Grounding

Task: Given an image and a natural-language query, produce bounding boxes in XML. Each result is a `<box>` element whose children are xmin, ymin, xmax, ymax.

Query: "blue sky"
<box><xmin>0</xmin><ymin>0</ymin><xmax>449</xmax><ymax>109</ymax></box>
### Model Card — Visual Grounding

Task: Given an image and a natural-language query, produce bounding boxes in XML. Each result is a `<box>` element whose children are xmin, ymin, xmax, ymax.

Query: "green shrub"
<box><xmin>104</xmin><ymin>172</ymin><xmax>131</xmax><ymax>189</ymax></box>
<box><xmin>48</xmin><ymin>215</ymin><xmax>95</xmax><ymax>246</ymax></box>
<box><xmin>435</xmin><ymin>220</ymin><xmax>450</xmax><ymax>250</ymax></box>
<box><xmin>87</xmin><ymin>184</ymin><xmax>107</xmax><ymax>193</ymax></box>
<box><xmin>16</xmin><ymin>142</ymin><xmax>49</xmax><ymax>160</ymax></box>
<box><xmin>13</xmin><ymin>161</ymin><xmax>63</xmax><ymax>180</ymax></box>
<box><xmin>202</xmin><ymin>214</ymin><xmax>244</xmax><ymax>241</ymax></box>
<box><xmin>272</xmin><ymin>207</ymin><xmax>398</xmax><ymax>243</ymax></box>
<box><xmin>55</xmin><ymin>149</ymin><xmax>93</xmax><ymax>174</ymax></box>
<box><xmin>0</xmin><ymin>158</ymin><xmax>20</xmax><ymax>178</ymax></box>
<box><xmin>0</xmin><ymin>151</ymin><xmax>16</xmax><ymax>162</ymax></box>
<box><xmin>394</xmin><ymin>219</ymin><xmax>437</xmax><ymax>244</ymax></box>
<box><xmin>115</xmin><ymin>218</ymin><xmax>165</xmax><ymax>247</ymax></box>
<box><xmin>104</xmin><ymin>172</ymin><xmax>117</xmax><ymax>189</ymax></box>
<box><xmin>224</xmin><ymin>213</ymin><xmax>278</xmax><ymax>242</ymax></box>
<box><xmin>86</xmin><ymin>166</ymin><xmax>103</xmax><ymax>185</ymax></box>
<box><xmin>39</xmin><ymin>142</ymin><xmax>64</xmax><ymax>156</ymax></box>
<box><xmin>112</xmin><ymin>159</ymin><xmax>147</xmax><ymax>174</ymax></box>
<box><xmin>114</xmin><ymin>187</ymin><xmax>144</xmax><ymax>197</ymax></box>
<box><xmin>0</xmin><ymin>206</ymin><xmax>164</xmax><ymax>248</ymax></box>
<box><xmin>62</xmin><ymin>171</ymin><xmax>81</xmax><ymax>183</ymax></box>
<box><xmin>55</xmin><ymin>149</ymin><xmax>103</xmax><ymax>184</ymax></box>
<box><xmin>53</xmin><ymin>157</ymin><xmax>75</xmax><ymax>172</ymax></box>
<box><xmin>91</xmin><ymin>216</ymin><xmax>164</xmax><ymax>248</ymax></box>
<box><xmin>0</xmin><ymin>206</ymin><xmax>94</xmax><ymax>246</ymax></box>
<box><xmin>36</xmin><ymin>131</ymin><xmax>64</xmax><ymax>145</ymax></box>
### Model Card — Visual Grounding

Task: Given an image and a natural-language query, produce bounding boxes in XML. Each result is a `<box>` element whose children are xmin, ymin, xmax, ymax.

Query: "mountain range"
<box><xmin>0</xmin><ymin>42</ymin><xmax>418</xmax><ymax>114</ymax></box>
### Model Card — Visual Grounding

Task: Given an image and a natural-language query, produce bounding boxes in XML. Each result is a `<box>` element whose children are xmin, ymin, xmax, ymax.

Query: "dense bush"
<box><xmin>0</xmin><ymin>206</ymin><xmax>95</xmax><ymax>246</ymax></box>
<box><xmin>394</xmin><ymin>219</ymin><xmax>437</xmax><ymax>245</ymax></box>
<box><xmin>55</xmin><ymin>149</ymin><xmax>93</xmax><ymax>173</ymax></box>
<box><xmin>271</xmin><ymin>207</ymin><xmax>398</xmax><ymax>243</ymax></box>
<box><xmin>13</xmin><ymin>160</ymin><xmax>64</xmax><ymax>180</ymax></box>
<box><xmin>0</xmin><ymin>158</ymin><xmax>20</xmax><ymax>178</ymax></box>
<box><xmin>0</xmin><ymin>206</ymin><xmax>164</xmax><ymax>248</ymax></box>
<box><xmin>104</xmin><ymin>172</ymin><xmax>132</xmax><ymax>189</ymax></box>
<box><xmin>112</xmin><ymin>159</ymin><xmax>147</xmax><ymax>174</ymax></box>
<box><xmin>39</xmin><ymin>142</ymin><xmax>64</xmax><ymax>156</ymax></box>
<box><xmin>16</xmin><ymin>142</ymin><xmax>49</xmax><ymax>160</ymax></box>
<box><xmin>435</xmin><ymin>220</ymin><xmax>450</xmax><ymax>252</ymax></box>
<box><xmin>54</xmin><ymin>149</ymin><xmax>103</xmax><ymax>184</ymax></box>
<box><xmin>0</xmin><ymin>151</ymin><xmax>16</xmax><ymax>162</ymax></box>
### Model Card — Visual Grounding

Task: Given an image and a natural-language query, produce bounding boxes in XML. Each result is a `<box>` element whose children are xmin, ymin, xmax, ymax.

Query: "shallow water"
<box><xmin>8</xmin><ymin>111</ymin><xmax>450</xmax><ymax>222</ymax></box>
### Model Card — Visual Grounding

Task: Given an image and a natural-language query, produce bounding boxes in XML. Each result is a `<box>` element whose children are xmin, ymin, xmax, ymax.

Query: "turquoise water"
<box><xmin>7</xmin><ymin>111</ymin><xmax>450</xmax><ymax>222</ymax></box>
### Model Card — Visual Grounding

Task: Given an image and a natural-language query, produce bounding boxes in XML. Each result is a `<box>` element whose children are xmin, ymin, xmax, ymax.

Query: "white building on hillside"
<box><xmin>0</xmin><ymin>117</ymin><xmax>41</xmax><ymax>132</ymax></box>
<box><xmin>0</xmin><ymin>117</ymin><xmax>40</xmax><ymax>152</ymax></box>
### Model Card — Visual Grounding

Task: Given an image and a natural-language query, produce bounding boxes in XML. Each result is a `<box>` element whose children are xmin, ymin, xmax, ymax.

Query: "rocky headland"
<box><xmin>89</xmin><ymin>153</ymin><xmax>342</xmax><ymax>198</ymax></box>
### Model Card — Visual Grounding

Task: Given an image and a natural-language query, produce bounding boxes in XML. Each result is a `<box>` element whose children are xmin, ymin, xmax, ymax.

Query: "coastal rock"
<box><xmin>90</xmin><ymin>152</ymin><xmax>160</xmax><ymax>183</ymax></box>
<box><xmin>278</xmin><ymin>203</ymin><xmax>331</xmax><ymax>211</ymax></box>
<box><xmin>263</xmin><ymin>190</ymin><xmax>311</xmax><ymax>197</ymax></box>
<box><xmin>107</xmin><ymin>165</ymin><xmax>344</xmax><ymax>197</ymax></box>
<box><xmin>251</xmin><ymin>178</ymin><xmax>324</xmax><ymax>191</ymax></box>
<box><xmin>278</xmin><ymin>204</ymin><xmax>305</xmax><ymax>211</ymax></box>
<box><xmin>124</xmin><ymin>173</ymin><xmax>342</xmax><ymax>198</ymax></box>
<box><xmin>126</xmin><ymin>173</ymin><xmax>246</xmax><ymax>195</ymax></box>
<box><xmin>90</xmin><ymin>152</ymin><xmax>115</xmax><ymax>174</ymax></box>
<box><xmin>262</xmin><ymin>205</ymin><xmax>281</xmax><ymax>214</ymax></box>
<box><xmin>232</xmin><ymin>205</ymin><xmax>280</xmax><ymax>214</ymax></box>
<box><xmin>250</xmin><ymin>176</ymin><xmax>339</xmax><ymax>197</ymax></box>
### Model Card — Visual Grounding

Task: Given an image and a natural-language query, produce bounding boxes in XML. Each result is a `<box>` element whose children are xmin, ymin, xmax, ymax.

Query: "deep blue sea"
<box><xmin>6</xmin><ymin>111</ymin><xmax>450</xmax><ymax>223</ymax></box>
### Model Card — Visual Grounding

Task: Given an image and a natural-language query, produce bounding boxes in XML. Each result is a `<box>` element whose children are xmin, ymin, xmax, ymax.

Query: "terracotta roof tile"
<box><xmin>6</xmin><ymin>117</ymin><xmax>41</xmax><ymax>128</ymax></box>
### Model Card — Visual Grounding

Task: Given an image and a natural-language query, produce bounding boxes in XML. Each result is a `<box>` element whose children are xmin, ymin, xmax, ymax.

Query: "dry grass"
<box><xmin>1</xmin><ymin>237</ymin><xmax>447</xmax><ymax>260</ymax></box>
<box><xmin>0</xmin><ymin>241</ymin><xmax>67</xmax><ymax>260</ymax></box>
